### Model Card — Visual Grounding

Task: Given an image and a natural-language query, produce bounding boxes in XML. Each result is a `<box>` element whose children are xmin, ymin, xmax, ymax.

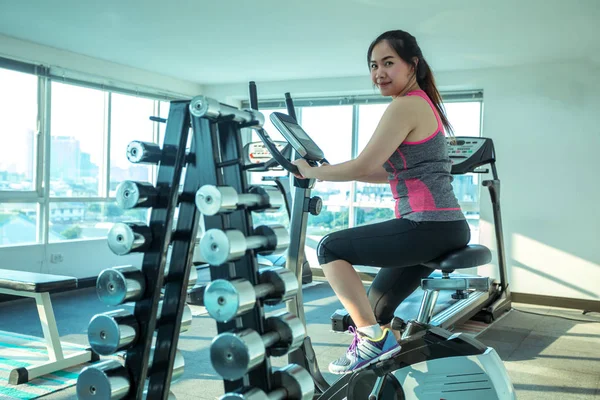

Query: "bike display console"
<box><xmin>447</xmin><ymin>136</ymin><xmax>495</xmax><ymax>175</ymax></box>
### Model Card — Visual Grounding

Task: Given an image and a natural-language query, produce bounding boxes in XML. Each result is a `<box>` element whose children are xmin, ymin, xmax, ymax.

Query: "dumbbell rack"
<box><xmin>77</xmin><ymin>95</ymin><xmax>309</xmax><ymax>399</ymax></box>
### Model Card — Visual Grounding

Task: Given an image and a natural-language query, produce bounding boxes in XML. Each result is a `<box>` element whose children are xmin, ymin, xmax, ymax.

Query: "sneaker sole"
<box><xmin>329</xmin><ymin>344</ymin><xmax>402</xmax><ymax>375</ymax></box>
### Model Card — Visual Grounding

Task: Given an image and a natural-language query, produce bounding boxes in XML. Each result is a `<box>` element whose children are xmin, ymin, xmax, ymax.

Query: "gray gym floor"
<box><xmin>1</xmin><ymin>277</ymin><xmax>599</xmax><ymax>400</ymax></box>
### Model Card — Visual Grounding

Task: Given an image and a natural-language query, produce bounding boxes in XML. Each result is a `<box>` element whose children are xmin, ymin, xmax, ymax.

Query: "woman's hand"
<box><xmin>291</xmin><ymin>158</ymin><xmax>313</xmax><ymax>180</ymax></box>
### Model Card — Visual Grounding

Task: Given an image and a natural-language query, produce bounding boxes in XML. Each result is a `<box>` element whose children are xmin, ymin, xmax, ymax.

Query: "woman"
<box><xmin>291</xmin><ymin>30</ymin><xmax>471</xmax><ymax>374</ymax></box>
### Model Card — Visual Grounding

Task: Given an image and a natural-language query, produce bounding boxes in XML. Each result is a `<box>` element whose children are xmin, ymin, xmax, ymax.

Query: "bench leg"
<box><xmin>9</xmin><ymin>350</ymin><xmax>93</xmax><ymax>384</ymax></box>
<box><xmin>36</xmin><ymin>292</ymin><xmax>64</xmax><ymax>361</ymax></box>
<box><xmin>8</xmin><ymin>292</ymin><xmax>93</xmax><ymax>385</ymax></box>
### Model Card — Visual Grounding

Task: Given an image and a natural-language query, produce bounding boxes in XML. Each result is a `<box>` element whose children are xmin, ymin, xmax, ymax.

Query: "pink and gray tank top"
<box><xmin>384</xmin><ymin>90</ymin><xmax>465</xmax><ymax>222</ymax></box>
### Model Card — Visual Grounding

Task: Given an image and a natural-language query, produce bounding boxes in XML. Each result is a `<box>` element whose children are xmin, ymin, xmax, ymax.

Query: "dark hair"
<box><xmin>367</xmin><ymin>30</ymin><xmax>453</xmax><ymax>135</ymax></box>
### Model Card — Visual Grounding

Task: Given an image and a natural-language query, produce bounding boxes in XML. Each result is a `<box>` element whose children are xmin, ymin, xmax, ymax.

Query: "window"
<box><xmin>0</xmin><ymin>203</ymin><xmax>39</xmax><ymax>246</ymax></box>
<box><xmin>445</xmin><ymin>101</ymin><xmax>483</xmax><ymax>242</ymax></box>
<box><xmin>48</xmin><ymin>201</ymin><xmax>147</xmax><ymax>242</ymax></box>
<box><xmin>300</xmin><ymin>105</ymin><xmax>353</xmax><ymax>240</ymax></box>
<box><xmin>0</xmin><ymin>68</ymin><xmax>38</xmax><ymax>191</ymax></box>
<box><xmin>355</xmin><ymin>103</ymin><xmax>394</xmax><ymax>226</ymax></box>
<box><xmin>109</xmin><ymin>93</ymin><xmax>155</xmax><ymax>196</ymax></box>
<box><xmin>50</xmin><ymin>82</ymin><xmax>105</xmax><ymax>197</ymax></box>
<box><xmin>251</xmin><ymin>108</ymin><xmax>288</xmax><ymax>143</ymax></box>
<box><xmin>0</xmin><ymin>56</ymin><xmax>182</xmax><ymax>246</ymax></box>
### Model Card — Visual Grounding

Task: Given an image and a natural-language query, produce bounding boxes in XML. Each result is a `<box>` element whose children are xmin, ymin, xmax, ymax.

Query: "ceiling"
<box><xmin>0</xmin><ymin>0</ymin><xmax>598</xmax><ymax>85</ymax></box>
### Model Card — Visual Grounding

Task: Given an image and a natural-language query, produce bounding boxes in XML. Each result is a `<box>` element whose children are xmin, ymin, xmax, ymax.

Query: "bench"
<box><xmin>0</xmin><ymin>269</ymin><xmax>96</xmax><ymax>384</ymax></box>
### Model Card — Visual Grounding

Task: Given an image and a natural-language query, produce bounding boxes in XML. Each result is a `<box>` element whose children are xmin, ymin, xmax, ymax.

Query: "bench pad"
<box><xmin>0</xmin><ymin>269</ymin><xmax>77</xmax><ymax>293</ymax></box>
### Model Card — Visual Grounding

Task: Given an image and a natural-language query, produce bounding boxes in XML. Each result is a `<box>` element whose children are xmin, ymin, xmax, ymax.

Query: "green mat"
<box><xmin>0</xmin><ymin>330</ymin><xmax>92</xmax><ymax>399</ymax></box>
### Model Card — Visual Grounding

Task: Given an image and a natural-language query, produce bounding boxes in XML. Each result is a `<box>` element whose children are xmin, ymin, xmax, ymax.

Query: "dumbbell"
<box><xmin>219</xmin><ymin>364</ymin><xmax>314</xmax><ymax>400</ymax></box>
<box><xmin>126</xmin><ymin>140</ymin><xmax>162</xmax><ymax>164</ymax></box>
<box><xmin>77</xmin><ymin>355</ymin><xmax>182</xmax><ymax>400</ymax></box>
<box><xmin>115</xmin><ymin>180</ymin><xmax>158</xmax><ymax>209</ymax></box>
<box><xmin>204</xmin><ymin>267</ymin><xmax>298</xmax><ymax>322</ymax></box>
<box><xmin>107</xmin><ymin>222</ymin><xmax>152</xmax><ymax>256</ymax></box>
<box><xmin>97</xmin><ymin>263</ymin><xmax>196</xmax><ymax>307</ymax></box>
<box><xmin>87</xmin><ymin>303</ymin><xmax>193</xmax><ymax>355</ymax></box>
<box><xmin>76</xmin><ymin>360</ymin><xmax>129</xmax><ymax>400</ymax></box>
<box><xmin>200</xmin><ymin>225</ymin><xmax>289</xmax><ymax>266</ymax></box>
<box><xmin>211</xmin><ymin>312</ymin><xmax>305</xmax><ymax>381</ymax></box>
<box><xmin>195</xmin><ymin>185</ymin><xmax>284</xmax><ymax>216</ymax></box>
<box><xmin>97</xmin><ymin>266</ymin><xmax>145</xmax><ymax>306</ymax></box>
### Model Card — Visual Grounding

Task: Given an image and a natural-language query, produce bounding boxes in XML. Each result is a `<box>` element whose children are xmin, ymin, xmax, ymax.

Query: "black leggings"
<box><xmin>317</xmin><ymin>218</ymin><xmax>471</xmax><ymax>325</ymax></box>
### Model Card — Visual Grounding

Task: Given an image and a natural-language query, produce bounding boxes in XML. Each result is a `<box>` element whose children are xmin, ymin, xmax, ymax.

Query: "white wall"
<box><xmin>204</xmin><ymin>60</ymin><xmax>600</xmax><ymax>302</ymax></box>
<box><xmin>0</xmin><ymin>239</ymin><xmax>143</xmax><ymax>279</ymax></box>
<box><xmin>0</xmin><ymin>35</ymin><xmax>202</xmax><ymax>280</ymax></box>
<box><xmin>203</xmin><ymin>77</ymin><xmax>377</xmax><ymax>105</ymax></box>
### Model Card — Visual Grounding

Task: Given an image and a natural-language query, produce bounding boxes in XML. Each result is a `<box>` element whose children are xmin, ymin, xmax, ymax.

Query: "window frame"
<box><xmin>0</xmin><ymin>57</ymin><xmax>184</xmax><ymax>247</ymax></box>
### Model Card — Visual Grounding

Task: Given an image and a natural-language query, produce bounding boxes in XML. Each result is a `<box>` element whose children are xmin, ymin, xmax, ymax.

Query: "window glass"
<box><xmin>445</xmin><ymin>102</ymin><xmax>482</xmax><ymax>243</ymax></box>
<box><xmin>48</xmin><ymin>201</ymin><xmax>148</xmax><ymax>242</ymax></box>
<box><xmin>300</xmin><ymin>105</ymin><xmax>353</xmax><ymax>241</ymax></box>
<box><xmin>50</xmin><ymin>82</ymin><xmax>105</xmax><ymax>197</ymax></box>
<box><xmin>0</xmin><ymin>203</ymin><xmax>39</xmax><ymax>245</ymax></box>
<box><xmin>251</xmin><ymin>109</ymin><xmax>287</xmax><ymax>143</ymax></box>
<box><xmin>0</xmin><ymin>69</ymin><xmax>38</xmax><ymax>191</ymax></box>
<box><xmin>109</xmin><ymin>93</ymin><xmax>155</xmax><ymax>196</ymax></box>
<box><xmin>356</xmin><ymin>104</ymin><xmax>393</xmax><ymax>209</ymax></box>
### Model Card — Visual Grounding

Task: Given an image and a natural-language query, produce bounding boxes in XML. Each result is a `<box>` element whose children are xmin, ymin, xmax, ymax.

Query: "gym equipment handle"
<box><xmin>254</xmin><ymin>128</ymin><xmax>300</xmax><ymax>175</ymax></box>
<box><xmin>249</xmin><ymin>81</ymin><xmax>259</xmax><ymax>111</ymax></box>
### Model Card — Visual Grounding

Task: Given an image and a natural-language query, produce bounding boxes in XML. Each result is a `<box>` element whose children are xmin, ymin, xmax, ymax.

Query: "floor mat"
<box><xmin>0</xmin><ymin>330</ymin><xmax>92</xmax><ymax>399</ymax></box>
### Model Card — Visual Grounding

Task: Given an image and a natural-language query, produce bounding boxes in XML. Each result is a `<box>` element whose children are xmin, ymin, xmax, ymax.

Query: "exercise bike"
<box><xmin>250</xmin><ymin>101</ymin><xmax>517</xmax><ymax>399</ymax></box>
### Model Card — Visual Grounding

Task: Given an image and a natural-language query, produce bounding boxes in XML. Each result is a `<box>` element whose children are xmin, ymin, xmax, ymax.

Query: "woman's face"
<box><xmin>370</xmin><ymin>40</ymin><xmax>415</xmax><ymax>97</ymax></box>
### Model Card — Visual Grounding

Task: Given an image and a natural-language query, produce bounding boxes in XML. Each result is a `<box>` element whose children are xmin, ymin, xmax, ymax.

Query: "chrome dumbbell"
<box><xmin>211</xmin><ymin>312</ymin><xmax>305</xmax><ymax>381</ymax></box>
<box><xmin>76</xmin><ymin>360</ymin><xmax>130</xmax><ymax>400</ymax></box>
<box><xmin>87</xmin><ymin>303</ymin><xmax>193</xmax><ymax>355</ymax></box>
<box><xmin>200</xmin><ymin>225</ymin><xmax>289</xmax><ymax>266</ymax></box>
<box><xmin>204</xmin><ymin>267</ymin><xmax>298</xmax><ymax>322</ymax></box>
<box><xmin>219</xmin><ymin>364</ymin><xmax>314</xmax><ymax>400</ymax></box>
<box><xmin>115</xmin><ymin>181</ymin><xmax>157</xmax><ymax>209</ymax></box>
<box><xmin>96</xmin><ymin>266</ymin><xmax>145</xmax><ymax>306</ymax></box>
<box><xmin>126</xmin><ymin>141</ymin><xmax>162</xmax><ymax>164</ymax></box>
<box><xmin>195</xmin><ymin>185</ymin><xmax>284</xmax><ymax>216</ymax></box>
<box><xmin>107</xmin><ymin>222</ymin><xmax>152</xmax><ymax>256</ymax></box>
<box><xmin>97</xmin><ymin>263</ymin><xmax>196</xmax><ymax>307</ymax></box>
<box><xmin>77</xmin><ymin>350</ymin><xmax>184</xmax><ymax>399</ymax></box>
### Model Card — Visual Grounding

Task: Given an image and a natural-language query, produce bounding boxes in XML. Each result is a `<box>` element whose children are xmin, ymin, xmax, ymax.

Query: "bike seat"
<box><xmin>424</xmin><ymin>245</ymin><xmax>492</xmax><ymax>273</ymax></box>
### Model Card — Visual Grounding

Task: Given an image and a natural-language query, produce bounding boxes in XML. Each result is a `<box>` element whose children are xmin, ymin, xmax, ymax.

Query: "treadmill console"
<box><xmin>269</xmin><ymin>112</ymin><xmax>326</xmax><ymax>162</ymax></box>
<box><xmin>244</xmin><ymin>141</ymin><xmax>287</xmax><ymax>165</ymax></box>
<box><xmin>447</xmin><ymin>136</ymin><xmax>495</xmax><ymax>175</ymax></box>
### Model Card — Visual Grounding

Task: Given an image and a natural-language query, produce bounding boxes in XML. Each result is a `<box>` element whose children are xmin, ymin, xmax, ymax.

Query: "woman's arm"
<box><xmin>356</xmin><ymin>166</ymin><xmax>389</xmax><ymax>183</ymax></box>
<box><xmin>293</xmin><ymin>97</ymin><xmax>419</xmax><ymax>182</ymax></box>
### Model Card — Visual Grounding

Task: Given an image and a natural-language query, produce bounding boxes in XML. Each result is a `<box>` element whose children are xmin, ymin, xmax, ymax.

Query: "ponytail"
<box><xmin>416</xmin><ymin>58</ymin><xmax>453</xmax><ymax>135</ymax></box>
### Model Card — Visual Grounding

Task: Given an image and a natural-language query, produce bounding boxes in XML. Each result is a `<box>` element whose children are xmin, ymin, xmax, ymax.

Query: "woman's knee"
<box><xmin>317</xmin><ymin>233</ymin><xmax>343</xmax><ymax>265</ymax></box>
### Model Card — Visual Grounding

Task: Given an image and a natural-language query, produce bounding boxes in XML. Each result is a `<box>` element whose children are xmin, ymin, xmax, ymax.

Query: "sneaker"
<box><xmin>328</xmin><ymin>326</ymin><xmax>401</xmax><ymax>375</ymax></box>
